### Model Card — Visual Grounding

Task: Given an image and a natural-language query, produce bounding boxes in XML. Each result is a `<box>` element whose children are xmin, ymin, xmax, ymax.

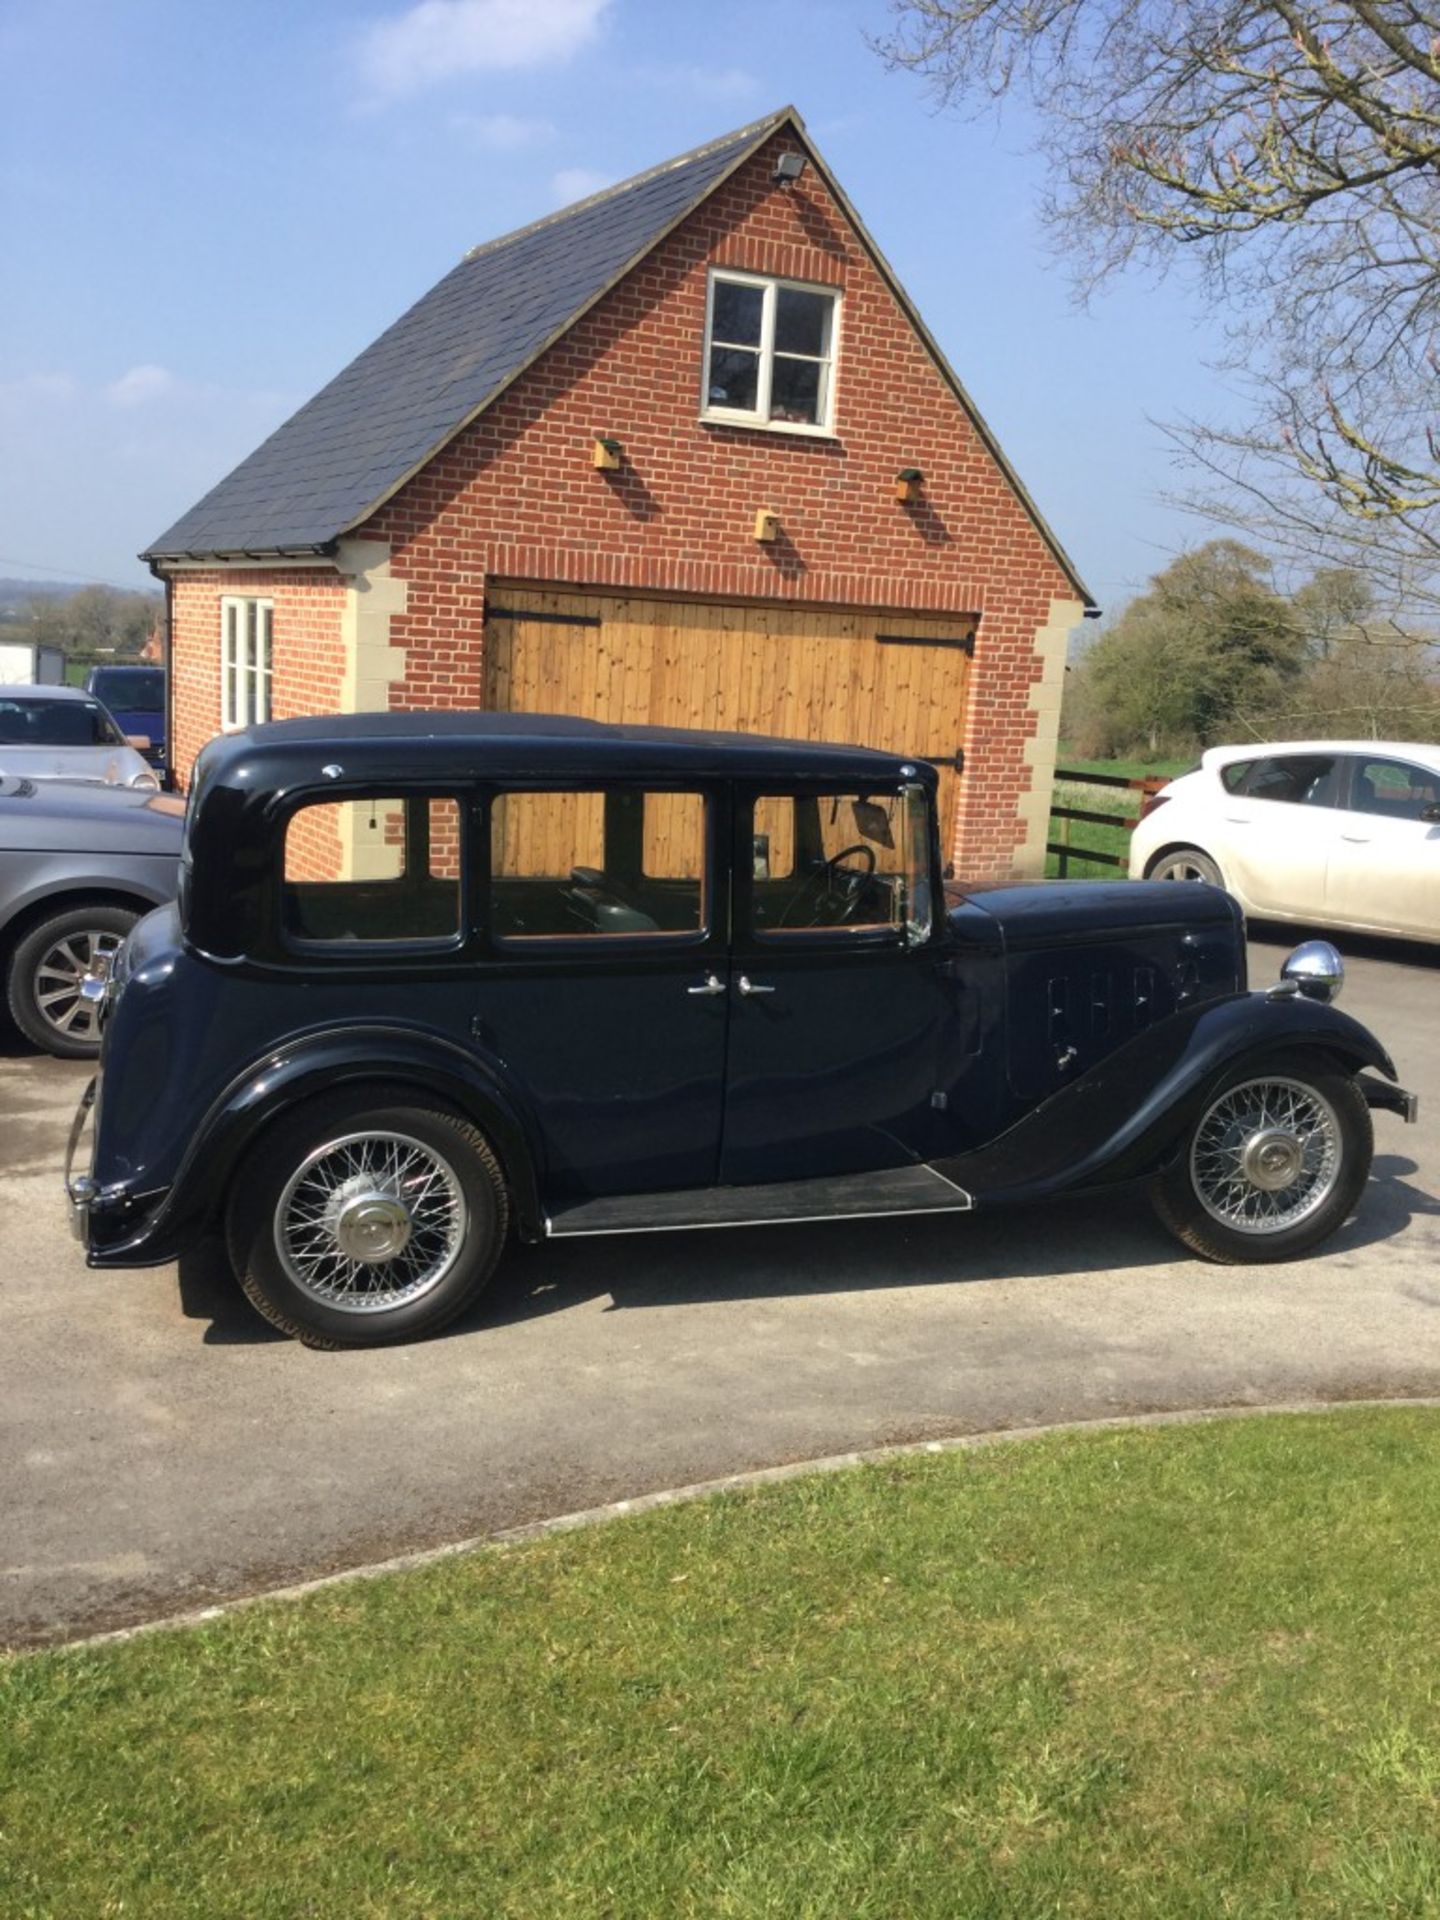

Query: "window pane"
<box><xmin>1353</xmin><ymin>758</ymin><xmax>1440</xmax><ymax>821</ymax></box>
<box><xmin>492</xmin><ymin>790</ymin><xmax>705</xmax><ymax>939</ymax></box>
<box><xmin>707</xmin><ymin>345</ymin><xmax>760</xmax><ymax>412</ymax></box>
<box><xmin>283</xmin><ymin>797</ymin><xmax>462</xmax><ymax>942</ymax></box>
<box><xmin>258</xmin><ymin>604</ymin><xmax>273</xmax><ymax>723</ymax></box>
<box><xmin>711</xmin><ymin>278</ymin><xmax>763</xmax><ymax>345</ymax></box>
<box><xmin>1245</xmin><ymin>755</ymin><xmax>1339</xmax><ymax>806</ymax></box>
<box><xmin>1219</xmin><ymin>760</ymin><xmax>1253</xmax><ymax>794</ymax></box>
<box><xmin>774</xmin><ymin>286</ymin><xmax>832</xmax><ymax>356</ymax></box>
<box><xmin>222</xmin><ymin>604</ymin><xmax>238</xmax><ymax>728</ymax></box>
<box><xmin>770</xmin><ymin>355</ymin><xmax>822</xmax><ymax>425</ymax></box>
<box><xmin>751</xmin><ymin>792</ymin><xmax>921</xmax><ymax>938</ymax></box>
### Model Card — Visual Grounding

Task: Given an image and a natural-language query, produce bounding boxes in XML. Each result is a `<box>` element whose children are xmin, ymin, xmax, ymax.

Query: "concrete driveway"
<box><xmin>2</xmin><ymin>927</ymin><xmax>1436</xmax><ymax>1648</ymax></box>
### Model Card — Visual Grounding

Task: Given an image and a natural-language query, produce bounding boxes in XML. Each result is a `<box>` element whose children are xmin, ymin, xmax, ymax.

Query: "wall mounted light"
<box><xmin>894</xmin><ymin>467</ymin><xmax>924</xmax><ymax>504</ymax></box>
<box><xmin>773</xmin><ymin>151</ymin><xmax>807</xmax><ymax>188</ymax></box>
<box><xmin>753</xmin><ymin>508</ymin><xmax>780</xmax><ymax>543</ymax></box>
<box><xmin>592</xmin><ymin>434</ymin><xmax>623</xmax><ymax>471</ymax></box>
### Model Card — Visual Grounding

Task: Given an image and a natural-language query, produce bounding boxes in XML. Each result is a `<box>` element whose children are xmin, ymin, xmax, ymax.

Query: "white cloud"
<box><xmin>549</xmin><ymin>166</ymin><xmax>614</xmax><ymax>205</ymax></box>
<box><xmin>448</xmin><ymin>111</ymin><xmax>556</xmax><ymax>151</ymax></box>
<box><xmin>105</xmin><ymin>365</ymin><xmax>177</xmax><ymax>409</ymax></box>
<box><xmin>358</xmin><ymin>0</ymin><xmax>611</xmax><ymax>101</ymax></box>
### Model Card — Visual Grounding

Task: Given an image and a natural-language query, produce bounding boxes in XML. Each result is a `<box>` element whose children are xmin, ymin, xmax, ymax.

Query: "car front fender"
<box><xmin>86</xmin><ymin>1022</ymin><xmax>547</xmax><ymax>1267</ymax></box>
<box><xmin>932</xmin><ymin>990</ymin><xmax>1398</xmax><ymax>1206</ymax></box>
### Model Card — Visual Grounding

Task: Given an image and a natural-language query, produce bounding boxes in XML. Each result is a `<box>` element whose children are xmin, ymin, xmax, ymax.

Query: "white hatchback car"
<box><xmin>1128</xmin><ymin>740</ymin><xmax>1440</xmax><ymax>942</ymax></box>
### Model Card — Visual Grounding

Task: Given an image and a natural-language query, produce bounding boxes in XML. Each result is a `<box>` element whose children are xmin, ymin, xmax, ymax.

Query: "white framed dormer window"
<box><xmin>220</xmin><ymin>596</ymin><xmax>273</xmax><ymax>730</ymax></box>
<box><xmin>701</xmin><ymin>269</ymin><xmax>839</xmax><ymax>433</ymax></box>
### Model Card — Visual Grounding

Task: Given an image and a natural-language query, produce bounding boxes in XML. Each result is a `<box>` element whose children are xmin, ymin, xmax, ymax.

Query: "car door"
<box><xmin>1219</xmin><ymin>751</ymin><xmax>1344</xmax><ymax>920</ymax></box>
<box><xmin>718</xmin><ymin>781</ymin><xmax>957</xmax><ymax>1185</ymax></box>
<box><xmin>1325</xmin><ymin>754</ymin><xmax>1440</xmax><ymax>937</ymax></box>
<box><xmin>471</xmin><ymin>781</ymin><xmax>731</xmax><ymax>1202</ymax></box>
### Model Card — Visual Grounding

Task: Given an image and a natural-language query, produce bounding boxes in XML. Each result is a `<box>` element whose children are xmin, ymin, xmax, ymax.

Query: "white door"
<box><xmin>1325</xmin><ymin>754</ymin><xmax>1440</xmax><ymax>938</ymax></box>
<box><xmin>1220</xmin><ymin>752</ymin><xmax>1346</xmax><ymax>922</ymax></box>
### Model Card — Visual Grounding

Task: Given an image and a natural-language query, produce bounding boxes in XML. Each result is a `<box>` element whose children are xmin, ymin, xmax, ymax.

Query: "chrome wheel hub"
<box><xmin>275</xmin><ymin>1131</ymin><xmax>466</xmax><ymax>1313</ymax></box>
<box><xmin>1191</xmin><ymin>1077</ymin><xmax>1341</xmax><ymax>1235</ymax></box>
<box><xmin>34</xmin><ymin>930</ymin><xmax>125</xmax><ymax>1041</ymax></box>
<box><xmin>1240</xmin><ymin>1128</ymin><xmax>1305</xmax><ymax>1192</ymax></box>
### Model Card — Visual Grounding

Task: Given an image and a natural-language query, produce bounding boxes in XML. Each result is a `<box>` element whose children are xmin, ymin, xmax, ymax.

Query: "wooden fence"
<box><xmin>1048</xmin><ymin>768</ymin><xmax>1169</xmax><ymax>877</ymax></box>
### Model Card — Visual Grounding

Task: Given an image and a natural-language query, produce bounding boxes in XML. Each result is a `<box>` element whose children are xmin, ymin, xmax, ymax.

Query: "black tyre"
<box><xmin>6</xmin><ymin>904</ymin><xmax>136</xmax><ymax>1058</ymax></box>
<box><xmin>1152</xmin><ymin>1052</ymin><xmax>1372</xmax><ymax>1264</ymax></box>
<box><xmin>1147</xmin><ymin>846</ymin><xmax>1224</xmax><ymax>887</ymax></box>
<box><xmin>226</xmin><ymin>1090</ymin><xmax>510</xmax><ymax>1348</ymax></box>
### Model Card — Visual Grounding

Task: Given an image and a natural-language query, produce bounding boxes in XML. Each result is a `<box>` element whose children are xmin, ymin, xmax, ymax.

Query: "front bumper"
<box><xmin>1358</xmin><ymin>1073</ymin><xmax>1420</xmax><ymax>1124</ymax></box>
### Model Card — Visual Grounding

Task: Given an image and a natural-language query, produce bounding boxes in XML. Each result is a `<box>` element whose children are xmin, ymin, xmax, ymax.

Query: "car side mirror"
<box><xmin>125</xmin><ymin>734</ymin><xmax>152</xmax><ymax>752</ymax></box>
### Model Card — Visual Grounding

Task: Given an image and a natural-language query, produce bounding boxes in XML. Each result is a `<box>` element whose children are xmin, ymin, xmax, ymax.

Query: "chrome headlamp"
<box><xmin>1273</xmin><ymin>939</ymin><xmax>1344</xmax><ymax>1004</ymax></box>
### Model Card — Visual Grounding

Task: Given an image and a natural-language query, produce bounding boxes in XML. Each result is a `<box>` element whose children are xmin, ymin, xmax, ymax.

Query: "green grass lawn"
<box><xmin>1047</xmin><ymin>753</ymin><xmax>1196</xmax><ymax>880</ymax></box>
<box><xmin>5</xmin><ymin>1409</ymin><xmax>1440</xmax><ymax>1918</ymax></box>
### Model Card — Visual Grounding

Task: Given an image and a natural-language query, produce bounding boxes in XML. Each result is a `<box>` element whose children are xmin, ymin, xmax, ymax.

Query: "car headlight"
<box><xmin>1276</xmin><ymin>939</ymin><xmax>1344</xmax><ymax>1003</ymax></box>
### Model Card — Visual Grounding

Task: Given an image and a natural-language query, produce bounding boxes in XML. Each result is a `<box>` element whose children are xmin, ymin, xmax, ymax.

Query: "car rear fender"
<box><xmin>932</xmin><ymin>991</ymin><xmax>1396</xmax><ymax>1204</ymax></box>
<box><xmin>98</xmin><ymin>1024</ymin><xmax>547</xmax><ymax>1264</ymax></box>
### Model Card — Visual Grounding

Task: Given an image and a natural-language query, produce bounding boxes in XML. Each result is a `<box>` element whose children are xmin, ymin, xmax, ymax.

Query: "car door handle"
<box><xmin>737</xmin><ymin>974</ymin><xmax>775</xmax><ymax>996</ymax></box>
<box><xmin>686</xmin><ymin>973</ymin><xmax>726</xmax><ymax>996</ymax></box>
<box><xmin>1340</xmin><ymin>833</ymin><xmax>1370</xmax><ymax>844</ymax></box>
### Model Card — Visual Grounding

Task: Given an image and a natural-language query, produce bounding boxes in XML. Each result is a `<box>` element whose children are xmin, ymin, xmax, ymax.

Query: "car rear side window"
<box><xmin>282</xmin><ymin>796</ymin><xmax>462</xmax><ymax>944</ymax></box>
<box><xmin>1349</xmin><ymin>757</ymin><xmax>1440</xmax><ymax>822</ymax></box>
<box><xmin>1219</xmin><ymin>761</ymin><xmax>1254</xmax><ymax>794</ymax></box>
<box><xmin>1241</xmin><ymin>755</ymin><xmax>1341</xmax><ymax>807</ymax></box>
<box><xmin>489</xmin><ymin>788</ymin><xmax>707</xmax><ymax>941</ymax></box>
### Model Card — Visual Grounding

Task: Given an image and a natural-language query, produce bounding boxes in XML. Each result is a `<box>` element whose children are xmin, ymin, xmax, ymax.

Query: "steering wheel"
<box><xmin>780</xmin><ymin>842</ymin><xmax>876</xmax><ymax>927</ymax></box>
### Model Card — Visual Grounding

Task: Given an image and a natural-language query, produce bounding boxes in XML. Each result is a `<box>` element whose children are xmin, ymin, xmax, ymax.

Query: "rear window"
<box><xmin>1239</xmin><ymin>755</ymin><xmax>1341</xmax><ymax>807</ymax></box>
<box><xmin>282</xmin><ymin>796</ymin><xmax>462</xmax><ymax>944</ymax></box>
<box><xmin>91</xmin><ymin>668</ymin><xmax>163</xmax><ymax>708</ymax></box>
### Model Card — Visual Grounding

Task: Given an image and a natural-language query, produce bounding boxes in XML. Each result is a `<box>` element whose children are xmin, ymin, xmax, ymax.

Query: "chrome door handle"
<box><xmin>737</xmin><ymin>974</ymin><xmax>775</xmax><ymax>996</ymax></box>
<box><xmin>687</xmin><ymin>973</ymin><xmax>726</xmax><ymax>996</ymax></box>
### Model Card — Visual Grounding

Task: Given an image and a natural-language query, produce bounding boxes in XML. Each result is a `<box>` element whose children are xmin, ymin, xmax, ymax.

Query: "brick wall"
<box><xmin>169</xmin><ymin>567</ymin><xmax>346</xmax><ymax>789</ymax></box>
<box><xmin>363</xmin><ymin>131</ymin><xmax>1077</xmax><ymax>876</ymax></box>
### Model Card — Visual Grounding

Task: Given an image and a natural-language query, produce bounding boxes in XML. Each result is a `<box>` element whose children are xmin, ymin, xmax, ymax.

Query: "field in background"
<box><xmin>1046</xmin><ymin>752</ymin><xmax>1194</xmax><ymax>880</ymax></box>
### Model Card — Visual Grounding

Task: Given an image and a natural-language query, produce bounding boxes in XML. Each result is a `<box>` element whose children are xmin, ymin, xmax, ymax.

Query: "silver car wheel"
<box><xmin>1190</xmin><ymin>1076</ymin><xmax>1342</xmax><ymax>1235</ymax></box>
<box><xmin>1150</xmin><ymin>851</ymin><xmax>1221</xmax><ymax>884</ymax></box>
<box><xmin>32</xmin><ymin>929</ymin><xmax>126</xmax><ymax>1043</ymax></box>
<box><xmin>275</xmin><ymin>1130</ymin><xmax>468</xmax><ymax>1313</ymax></box>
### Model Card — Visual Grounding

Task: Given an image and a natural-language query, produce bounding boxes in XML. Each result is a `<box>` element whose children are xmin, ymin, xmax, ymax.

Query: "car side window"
<box><xmin>1242</xmin><ymin>754</ymin><xmax>1341</xmax><ymax>807</ymax></box>
<box><xmin>282</xmin><ymin>796</ymin><xmax>462</xmax><ymax>944</ymax></box>
<box><xmin>1219</xmin><ymin>760</ymin><xmax>1253</xmax><ymax>794</ymax></box>
<box><xmin>489</xmin><ymin>788</ymin><xmax>707</xmax><ymax>942</ymax></box>
<box><xmin>749</xmin><ymin>789</ymin><xmax>931</xmax><ymax>940</ymax></box>
<box><xmin>1349</xmin><ymin>757</ymin><xmax>1440</xmax><ymax>823</ymax></box>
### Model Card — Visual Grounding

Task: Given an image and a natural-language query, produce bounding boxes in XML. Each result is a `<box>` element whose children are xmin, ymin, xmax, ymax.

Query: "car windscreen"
<box><xmin>0</xmin><ymin>697</ymin><xmax>125</xmax><ymax>748</ymax></box>
<box><xmin>90</xmin><ymin>669</ymin><xmax>163</xmax><ymax>708</ymax></box>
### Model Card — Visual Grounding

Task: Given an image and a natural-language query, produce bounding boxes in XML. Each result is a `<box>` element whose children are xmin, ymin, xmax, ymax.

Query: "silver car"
<box><xmin>1</xmin><ymin>776</ymin><xmax>183</xmax><ymax>1057</ymax></box>
<box><xmin>0</xmin><ymin>684</ymin><xmax>160</xmax><ymax>791</ymax></box>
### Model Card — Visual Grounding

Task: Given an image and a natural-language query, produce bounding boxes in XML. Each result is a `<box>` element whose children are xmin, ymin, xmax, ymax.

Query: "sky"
<box><xmin>0</xmin><ymin>0</ymin><xmax>1242</xmax><ymax>614</ymax></box>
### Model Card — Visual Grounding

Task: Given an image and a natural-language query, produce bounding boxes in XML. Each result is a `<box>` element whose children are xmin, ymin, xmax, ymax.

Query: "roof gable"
<box><xmin>144</xmin><ymin>107</ymin><xmax>1092</xmax><ymax>606</ymax></box>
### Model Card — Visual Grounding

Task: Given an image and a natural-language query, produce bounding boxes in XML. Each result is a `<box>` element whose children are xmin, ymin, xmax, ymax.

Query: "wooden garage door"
<box><xmin>484</xmin><ymin>586</ymin><xmax>974</xmax><ymax>854</ymax></box>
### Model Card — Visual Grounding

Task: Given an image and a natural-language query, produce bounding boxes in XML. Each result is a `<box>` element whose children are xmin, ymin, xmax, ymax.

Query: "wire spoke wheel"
<box><xmin>31</xmin><ymin>929</ymin><xmax>125</xmax><ymax>1042</ymax></box>
<box><xmin>275</xmin><ymin>1129</ymin><xmax>468</xmax><ymax>1314</ymax></box>
<box><xmin>1189</xmin><ymin>1075</ymin><xmax>1342</xmax><ymax>1236</ymax></box>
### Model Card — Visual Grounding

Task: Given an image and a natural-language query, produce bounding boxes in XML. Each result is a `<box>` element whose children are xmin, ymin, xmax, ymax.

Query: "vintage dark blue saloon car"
<box><xmin>66</xmin><ymin>713</ymin><xmax>1416</xmax><ymax>1347</ymax></box>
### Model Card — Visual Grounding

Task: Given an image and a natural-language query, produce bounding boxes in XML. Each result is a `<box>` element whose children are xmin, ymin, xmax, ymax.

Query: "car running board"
<box><xmin>545</xmin><ymin>1163</ymin><xmax>974</xmax><ymax>1238</ymax></box>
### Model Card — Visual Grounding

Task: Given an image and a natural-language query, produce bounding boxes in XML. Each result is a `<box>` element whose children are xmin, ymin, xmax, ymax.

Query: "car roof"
<box><xmin>1201</xmin><ymin>739</ymin><xmax>1440</xmax><ymax>765</ymax></box>
<box><xmin>200</xmin><ymin>711</ymin><xmax>933</xmax><ymax>785</ymax></box>
<box><xmin>0</xmin><ymin>683</ymin><xmax>96</xmax><ymax>701</ymax></box>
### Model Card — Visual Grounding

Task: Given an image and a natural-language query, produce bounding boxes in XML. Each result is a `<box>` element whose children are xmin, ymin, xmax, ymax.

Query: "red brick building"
<box><xmin>146</xmin><ymin>107</ymin><xmax>1094</xmax><ymax>878</ymax></box>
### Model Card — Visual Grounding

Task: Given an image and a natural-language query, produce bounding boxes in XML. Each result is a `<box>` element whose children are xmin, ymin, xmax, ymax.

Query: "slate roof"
<box><xmin>143</xmin><ymin>110</ymin><xmax>791</xmax><ymax>562</ymax></box>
